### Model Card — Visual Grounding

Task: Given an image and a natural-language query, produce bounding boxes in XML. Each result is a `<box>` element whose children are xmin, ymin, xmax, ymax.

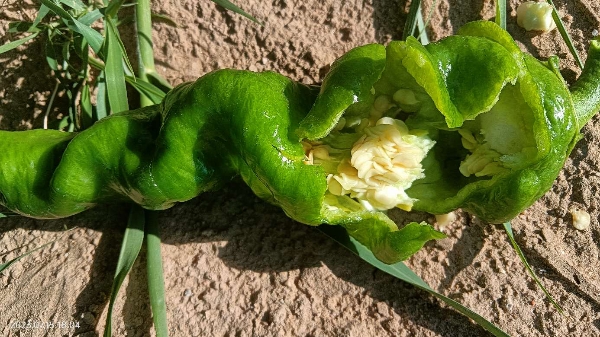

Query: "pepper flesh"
<box><xmin>1</xmin><ymin>21</ymin><xmax>599</xmax><ymax>263</ymax></box>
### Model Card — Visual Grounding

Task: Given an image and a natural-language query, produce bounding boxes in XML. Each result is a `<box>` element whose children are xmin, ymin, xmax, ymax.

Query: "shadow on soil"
<box><xmin>2</xmin><ymin>182</ymin><xmax>494</xmax><ymax>337</ymax></box>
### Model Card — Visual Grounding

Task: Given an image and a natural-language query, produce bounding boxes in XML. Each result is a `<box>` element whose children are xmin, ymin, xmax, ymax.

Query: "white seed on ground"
<box><xmin>516</xmin><ymin>1</ymin><xmax>556</xmax><ymax>32</ymax></box>
<box><xmin>570</xmin><ymin>208</ymin><xmax>591</xmax><ymax>230</ymax></box>
<box><xmin>435</xmin><ymin>212</ymin><xmax>457</xmax><ymax>231</ymax></box>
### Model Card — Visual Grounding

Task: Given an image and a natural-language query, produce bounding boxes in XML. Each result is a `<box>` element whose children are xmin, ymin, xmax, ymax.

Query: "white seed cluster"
<box><xmin>516</xmin><ymin>1</ymin><xmax>556</xmax><ymax>32</ymax></box>
<box><xmin>458</xmin><ymin>129</ymin><xmax>504</xmax><ymax>177</ymax></box>
<box><xmin>327</xmin><ymin>117</ymin><xmax>434</xmax><ymax>211</ymax></box>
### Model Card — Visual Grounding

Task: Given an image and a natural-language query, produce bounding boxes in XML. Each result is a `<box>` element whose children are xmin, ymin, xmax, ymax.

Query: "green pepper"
<box><xmin>1</xmin><ymin>21</ymin><xmax>599</xmax><ymax>264</ymax></box>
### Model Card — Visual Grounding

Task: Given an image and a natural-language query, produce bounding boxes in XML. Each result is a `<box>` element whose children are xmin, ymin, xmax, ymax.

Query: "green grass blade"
<box><xmin>104</xmin><ymin>206</ymin><xmax>146</xmax><ymax>337</ymax></box>
<box><xmin>39</xmin><ymin>0</ymin><xmax>104</xmax><ymax>53</ymax></box>
<box><xmin>415</xmin><ymin>4</ymin><xmax>429</xmax><ymax>45</ymax></box>
<box><xmin>496</xmin><ymin>0</ymin><xmax>507</xmax><ymax>30</ymax></box>
<box><xmin>105</xmin><ymin>0</ymin><xmax>128</xmax><ymax>18</ymax></box>
<box><xmin>79</xmin><ymin>9</ymin><xmax>104</xmax><ymax>26</ymax></box>
<box><xmin>59</xmin><ymin>0</ymin><xmax>85</xmax><ymax>11</ymax></box>
<box><xmin>31</xmin><ymin>4</ymin><xmax>51</xmax><ymax>31</ymax></box>
<box><xmin>146</xmin><ymin>72</ymin><xmax>173</xmax><ymax>92</ymax></box>
<box><xmin>403</xmin><ymin>0</ymin><xmax>429</xmax><ymax>44</ymax></box>
<box><xmin>502</xmin><ymin>221</ymin><xmax>564</xmax><ymax>314</ymax></box>
<box><xmin>146</xmin><ymin>211</ymin><xmax>168</xmax><ymax>337</ymax></box>
<box><xmin>545</xmin><ymin>0</ymin><xmax>584</xmax><ymax>69</ymax></box>
<box><xmin>318</xmin><ymin>225</ymin><xmax>511</xmax><ymax>337</ymax></box>
<box><xmin>403</xmin><ymin>0</ymin><xmax>420</xmax><ymax>40</ymax></box>
<box><xmin>102</xmin><ymin>0</ymin><xmax>135</xmax><ymax>78</ymax></box>
<box><xmin>45</xmin><ymin>35</ymin><xmax>60</xmax><ymax>71</ymax></box>
<box><xmin>211</xmin><ymin>0</ymin><xmax>261</xmax><ymax>25</ymax></box>
<box><xmin>0</xmin><ymin>241</ymin><xmax>55</xmax><ymax>273</ymax></box>
<box><xmin>96</xmin><ymin>70</ymin><xmax>109</xmax><ymax>120</ymax></box>
<box><xmin>80</xmin><ymin>84</ymin><xmax>94</xmax><ymax>128</ymax></box>
<box><xmin>0</xmin><ymin>211</ymin><xmax>21</xmax><ymax>219</ymax></box>
<box><xmin>71</xmin><ymin>18</ymin><xmax>104</xmax><ymax>54</ymax></box>
<box><xmin>125</xmin><ymin>76</ymin><xmax>166</xmax><ymax>104</ymax></box>
<box><xmin>8</xmin><ymin>21</ymin><xmax>41</xmax><ymax>33</ymax></box>
<box><xmin>151</xmin><ymin>13</ymin><xmax>179</xmax><ymax>28</ymax></box>
<box><xmin>110</xmin><ymin>26</ymin><xmax>136</xmax><ymax>79</ymax></box>
<box><xmin>1</xmin><ymin>227</ymin><xmax>74</xmax><ymax>273</ymax></box>
<box><xmin>415</xmin><ymin>0</ymin><xmax>438</xmax><ymax>45</ymax></box>
<box><xmin>0</xmin><ymin>33</ymin><xmax>39</xmax><ymax>54</ymax></box>
<box><xmin>104</xmin><ymin>19</ymin><xmax>129</xmax><ymax>114</ymax></box>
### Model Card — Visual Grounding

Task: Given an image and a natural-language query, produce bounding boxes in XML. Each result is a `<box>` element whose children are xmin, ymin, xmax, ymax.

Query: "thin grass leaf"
<box><xmin>110</xmin><ymin>25</ymin><xmax>136</xmax><ymax>80</ymax></box>
<box><xmin>404</xmin><ymin>0</ymin><xmax>429</xmax><ymax>44</ymax></box>
<box><xmin>0</xmin><ymin>32</ymin><xmax>39</xmax><ymax>54</ymax></box>
<box><xmin>66</xmin><ymin>84</ymin><xmax>76</xmax><ymax>132</ymax></box>
<box><xmin>105</xmin><ymin>0</ymin><xmax>128</xmax><ymax>18</ymax></box>
<box><xmin>545</xmin><ymin>0</ymin><xmax>584</xmax><ymax>69</ymax></box>
<box><xmin>96</xmin><ymin>70</ymin><xmax>109</xmax><ymax>120</ymax></box>
<box><xmin>0</xmin><ymin>241</ymin><xmax>55</xmax><ymax>273</ymax></box>
<box><xmin>151</xmin><ymin>12</ymin><xmax>179</xmax><ymax>28</ymax></box>
<box><xmin>39</xmin><ymin>0</ymin><xmax>104</xmax><ymax>53</ymax></box>
<box><xmin>79</xmin><ymin>9</ymin><xmax>104</xmax><ymax>26</ymax></box>
<box><xmin>318</xmin><ymin>225</ymin><xmax>511</xmax><ymax>337</ymax></box>
<box><xmin>147</xmin><ymin>72</ymin><xmax>173</xmax><ymax>92</ymax></box>
<box><xmin>211</xmin><ymin>0</ymin><xmax>261</xmax><ymax>25</ymax></box>
<box><xmin>0</xmin><ymin>228</ymin><xmax>75</xmax><ymax>273</ymax></box>
<box><xmin>0</xmin><ymin>210</ymin><xmax>19</xmax><ymax>217</ymax></box>
<box><xmin>146</xmin><ymin>211</ymin><xmax>168</xmax><ymax>337</ymax></box>
<box><xmin>104</xmin><ymin>19</ymin><xmax>129</xmax><ymax>114</ymax></box>
<box><xmin>403</xmin><ymin>0</ymin><xmax>420</xmax><ymax>40</ymax></box>
<box><xmin>59</xmin><ymin>0</ymin><xmax>85</xmax><ymax>11</ymax></box>
<box><xmin>80</xmin><ymin>84</ymin><xmax>94</xmax><ymax>128</ymax></box>
<box><xmin>415</xmin><ymin>4</ymin><xmax>429</xmax><ymax>45</ymax></box>
<box><xmin>31</xmin><ymin>4</ymin><xmax>51</xmax><ymax>31</ymax></box>
<box><xmin>104</xmin><ymin>206</ymin><xmax>145</xmax><ymax>337</ymax></box>
<box><xmin>8</xmin><ymin>21</ymin><xmax>41</xmax><ymax>33</ymax></box>
<box><xmin>503</xmin><ymin>221</ymin><xmax>565</xmax><ymax>314</ymax></box>
<box><xmin>125</xmin><ymin>76</ymin><xmax>166</xmax><ymax>104</ymax></box>
<box><xmin>45</xmin><ymin>36</ymin><xmax>60</xmax><ymax>71</ymax></box>
<box><xmin>58</xmin><ymin>116</ymin><xmax>71</xmax><ymax>130</ymax></box>
<box><xmin>415</xmin><ymin>0</ymin><xmax>437</xmax><ymax>45</ymax></box>
<box><xmin>496</xmin><ymin>0</ymin><xmax>507</xmax><ymax>30</ymax></box>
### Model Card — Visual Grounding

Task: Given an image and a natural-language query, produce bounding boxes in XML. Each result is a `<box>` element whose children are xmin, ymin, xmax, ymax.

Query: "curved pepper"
<box><xmin>1</xmin><ymin>21</ymin><xmax>599</xmax><ymax>263</ymax></box>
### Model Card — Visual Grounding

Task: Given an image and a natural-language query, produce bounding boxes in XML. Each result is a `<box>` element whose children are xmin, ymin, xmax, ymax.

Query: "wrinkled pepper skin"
<box><xmin>1</xmin><ymin>21</ymin><xmax>599</xmax><ymax>263</ymax></box>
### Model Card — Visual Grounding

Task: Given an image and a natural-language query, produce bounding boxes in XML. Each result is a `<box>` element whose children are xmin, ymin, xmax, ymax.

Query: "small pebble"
<box><xmin>593</xmin><ymin>29</ymin><xmax>599</xmax><ymax>37</ymax></box>
<box><xmin>184</xmin><ymin>289</ymin><xmax>193</xmax><ymax>297</ymax></box>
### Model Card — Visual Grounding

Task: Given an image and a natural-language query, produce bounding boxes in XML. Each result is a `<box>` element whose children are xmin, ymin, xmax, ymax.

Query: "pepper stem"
<box><xmin>570</xmin><ymin>40</ymin><xmax>600</xmax><ymax>129</ymax></box>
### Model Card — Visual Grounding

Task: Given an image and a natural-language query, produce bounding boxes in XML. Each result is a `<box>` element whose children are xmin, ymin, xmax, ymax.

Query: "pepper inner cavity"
<box><xmin>457</xmin><ymin>84</ymin><xmax>538</xmax><ymax>177</ymax></box>
<box><xmin>303</xmin><ymin>92</ymin><xmax>435</xmax><ymax>212</ymax></box>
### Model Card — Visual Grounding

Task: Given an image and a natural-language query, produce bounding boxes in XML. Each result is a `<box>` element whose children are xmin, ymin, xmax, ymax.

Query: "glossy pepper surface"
<box><xmin>1</xmin><ymin>21</ymin><xmax>600</xmax><ymax>263</ymax></box>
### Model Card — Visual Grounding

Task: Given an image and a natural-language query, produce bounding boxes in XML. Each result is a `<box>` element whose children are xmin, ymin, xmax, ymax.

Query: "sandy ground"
<box><xmin>1</xmin><ymin>0</ymin><xmax>600</xmax><ymax>336</ymax></box>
